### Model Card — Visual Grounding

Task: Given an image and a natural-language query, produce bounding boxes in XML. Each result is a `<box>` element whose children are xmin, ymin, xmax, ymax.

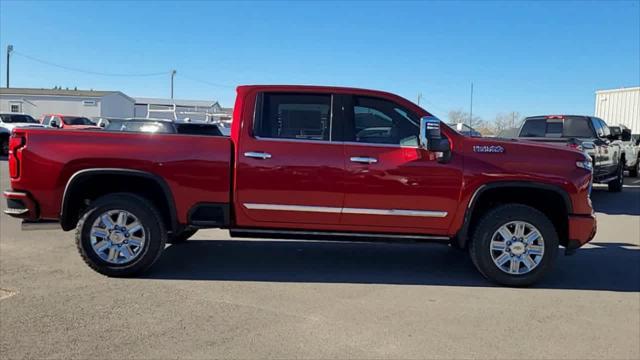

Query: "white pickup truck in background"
<box><xmin>610</xmin><ymin>125</ymin><xmax>640</xmax><ymax>177</ymax></box>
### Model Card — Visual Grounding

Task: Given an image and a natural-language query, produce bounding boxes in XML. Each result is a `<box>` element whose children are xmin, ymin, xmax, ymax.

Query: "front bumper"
<box><xmin>566</xmin><ymin>213</ymin><xmax>597</xmax><ymax>254</ymax></box>
<box><xmin>3</xmin><ymin>190</ymin><xmax>38</xmax><ymax>220</ymax></box>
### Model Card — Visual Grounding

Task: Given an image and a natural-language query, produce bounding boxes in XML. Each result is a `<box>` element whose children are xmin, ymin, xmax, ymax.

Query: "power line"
<box><xmin>13</xmin><ymin>51</ymin><xmax>169</xmax><ymax>77</ymax></box>
<box><xmin>176</xmin><ymin>73</ymin><xmax>235</xmax><ymax>89</ymax></box>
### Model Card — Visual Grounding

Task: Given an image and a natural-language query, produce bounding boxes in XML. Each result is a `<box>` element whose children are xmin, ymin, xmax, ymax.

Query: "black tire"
<box><xmin>168</xmin><ymin>229</ymin><xmax>197</xmax><ymax>244</ymax></box>
<box><xmin>608</xmin><ymin>163</ymin><xmax>624</xmax><ymax>192</ymax></box>
<box><xmin>0</xmin><ymin>136</ymin><xmax>8</xmax><ymax>156</ymax></box>
<box><xmin>629</xmin><ymin>158</ymin><xmax>639</xmax><ymax>178</ymax></box>
<box><xmin>75</xmin><ymin>193</ymin><xmax>167</xmax><ymax>277</ymax></box>
<box><xmin>469</xmin><ymin>204</ymin><xmax>559</xmax><ymax>287</ymax></box>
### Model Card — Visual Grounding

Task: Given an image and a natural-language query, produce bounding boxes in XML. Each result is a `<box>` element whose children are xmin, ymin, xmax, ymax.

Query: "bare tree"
<box><xmin>448</xmin><ymin>108</ymin><xmax>485</xmax><ymax>129</ymax></box>
<box><xmin>492</xmin><ymin>112</ymin><xmax>523</xmax><ymax>135</ymax></box>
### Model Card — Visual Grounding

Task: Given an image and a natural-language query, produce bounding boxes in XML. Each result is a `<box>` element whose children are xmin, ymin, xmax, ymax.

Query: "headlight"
<box><xmin>576</xmin><ymin>160</ymin><xmax>593</xmax><ymax>171</ymax></box>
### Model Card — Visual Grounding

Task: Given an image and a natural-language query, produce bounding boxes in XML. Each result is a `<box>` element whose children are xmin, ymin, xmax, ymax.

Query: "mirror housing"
<box><xmin>49</xmin><ymin>119</ymin><xmax>60</xmax><ymax>128</ymax></box>
<box><xmin>419</xmin><ymin>116</ymin><xmax>451</xmax><ymax>163</ymax></box>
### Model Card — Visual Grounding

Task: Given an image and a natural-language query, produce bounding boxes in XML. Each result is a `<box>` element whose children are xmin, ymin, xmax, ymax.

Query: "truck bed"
<box><xmin>10</xmin><ymin>128</ymin><xmax>232</xmax><ymax>223</ymax></box>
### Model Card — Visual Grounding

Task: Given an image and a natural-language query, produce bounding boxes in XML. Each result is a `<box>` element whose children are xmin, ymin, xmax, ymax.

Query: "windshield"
<box><xmin>0</xmin><ymin>114</ymin><xmax>38</xmax><ymax>123</ymax></box>
<box><xmin>63</xmin><ymin>117</ymin><xmax>95</xmax><ymax>126</ymax></box>
<box><xmin>520</xmin><ymin>117</ymin><xmax>593</xmax><ymax>138</ymax></box>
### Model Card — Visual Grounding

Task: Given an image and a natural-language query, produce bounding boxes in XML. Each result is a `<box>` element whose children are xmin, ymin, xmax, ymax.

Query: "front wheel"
<box><xmin>469</xmin><ymin>204</ymin><xmax>559</xmax><ymax>287</ymax></box>
<box><xmin>608</xmin><ymin>163</ymin><xmax>624</xmax><ymax>192</ymax></box>
<box><xmin>1</xmin><ymin>136</ymin><xmax>8</xmax><ymax>156</ymax></box>
<box><xmin>75</xmin><ymin>193</ymin><xmax>167</xmax><ymax>277</ymax></box>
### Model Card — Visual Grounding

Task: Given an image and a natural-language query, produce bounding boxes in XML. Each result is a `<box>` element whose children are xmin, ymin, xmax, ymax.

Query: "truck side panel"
<box><xmin>10</xmin><ymin>129</ymin><xmax>232</xmax><ymax>224</ymax></box>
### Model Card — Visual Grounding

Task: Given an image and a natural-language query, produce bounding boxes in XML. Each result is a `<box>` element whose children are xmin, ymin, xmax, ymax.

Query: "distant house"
<box><xmin>0</xmin><ymin>88</ymin><xmax>135</xmax><ymax>120</ymax></box>
<box><xmin>134</xmin><ymin>97</ymin><xmax>223</xmax><ymax>122</ymax></box>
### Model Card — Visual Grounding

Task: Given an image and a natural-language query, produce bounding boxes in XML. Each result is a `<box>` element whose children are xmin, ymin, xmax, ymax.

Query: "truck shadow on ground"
<box><xmin>147</xmin><ymin>240</ymin><xmax>639</xmax><ymax>292</ymax></box>
<box><xmin>590</xmin><ymin>179</ymin><xmax>640</xmax><ymax>216</ymax></box>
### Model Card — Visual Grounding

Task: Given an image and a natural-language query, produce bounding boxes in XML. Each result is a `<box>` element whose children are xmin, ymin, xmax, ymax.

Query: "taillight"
<box><xmin>8</xmin><ymin>133</ymin><xmax>25</xmax><ymax>178</ymax></box>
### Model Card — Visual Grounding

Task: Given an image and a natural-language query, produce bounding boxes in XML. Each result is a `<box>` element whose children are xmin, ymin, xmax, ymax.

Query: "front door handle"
<box><xmin>244</xmin><ymin>151</ymin><xmax>272</xmax><ymax>160</ymax></box>
<box><xmin>350</xmin><ymin>156</ymin><xmax>378</xmax><ymax>164</ymax></box>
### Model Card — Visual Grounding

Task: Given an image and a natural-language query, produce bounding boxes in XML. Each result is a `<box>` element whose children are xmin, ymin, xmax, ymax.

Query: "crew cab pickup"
<box><xmin>518</xmin><ymin>115</ymin><xmax>624</xmax><ymax>192</ymax></box>
<box><xmin>4</xmin><ymin>85</ymin><xmax>596</xmax><ymax>286</ymax></box>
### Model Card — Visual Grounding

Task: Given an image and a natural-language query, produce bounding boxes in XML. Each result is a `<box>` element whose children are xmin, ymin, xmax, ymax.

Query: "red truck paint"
<box><xmin>4</xmin><ymin>85</ymin><xmax>597</xmax><ymax>284</ymax></box>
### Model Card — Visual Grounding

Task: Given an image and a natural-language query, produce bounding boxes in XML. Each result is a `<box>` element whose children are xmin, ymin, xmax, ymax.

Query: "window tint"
<box><xmin>598</xmin><ymin>119</ymin><xmax>610</xmax><ymax>137</ymax></box>
<box><xmin>63</xmin><ymin>117</ymin><xmax>94</xmax><ymax>126</ymax></box>
<box><xmin>521</xmin><ymin>117</ymin><xmax>593</xmax><ymax>138</ymax></box>
<box><xmin>256</xmin><ymin>93</ymin><xmax>331</xmax><ymax>141</ymax></box>
<box><xmin>350</xmin><ymin>96</ymin><xmax>419</xmax><ymax>146</ymax></box>
<box><xmin>519</xmin><ymin>118</ymin><xmax>546</xmax><ymax>137</ymax></box>
<box><xmin>591</xmin><ymin>118</ymin><xmax>604</xmax><ymax>137</ymax></box>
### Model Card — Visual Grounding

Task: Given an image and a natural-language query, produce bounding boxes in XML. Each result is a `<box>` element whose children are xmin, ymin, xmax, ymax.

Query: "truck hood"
<box><xmin>1</xmin><ymin>123</ymin><xmax>46</xmax><ymax>132</ymax></box>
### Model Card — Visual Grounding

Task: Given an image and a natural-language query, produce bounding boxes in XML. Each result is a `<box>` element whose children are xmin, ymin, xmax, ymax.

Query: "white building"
<box><xmin>0</xmin><ymin>88</ymin><xmax>135</xmax><ymax>120</ymax></box>
<box><xmin>595</xmin><ymin>87</ymin><xmax>640</xmax><ymax>134</ymax></box>
<box><xmin>134</xmin><ymin>97</ymin><xmax>223</xmax><ymax>122</ymax></box>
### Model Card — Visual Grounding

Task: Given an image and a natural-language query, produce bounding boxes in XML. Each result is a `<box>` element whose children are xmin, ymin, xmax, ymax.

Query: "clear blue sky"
<box><xmin>1</xmin><ymin>0</ymin><xmax>638</xmax><ymax>120</ymax></box>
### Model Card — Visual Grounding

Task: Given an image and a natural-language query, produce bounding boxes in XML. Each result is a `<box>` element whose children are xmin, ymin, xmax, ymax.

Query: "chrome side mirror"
<box><xmin>49</xmin><ymin>119</ymin><xmax>59</xmax><ymax>128</ymax></box>
<box><xmin>419</xmin><ymin>116</ymin><xmax>451</xmax><ymax>163</ymax></box>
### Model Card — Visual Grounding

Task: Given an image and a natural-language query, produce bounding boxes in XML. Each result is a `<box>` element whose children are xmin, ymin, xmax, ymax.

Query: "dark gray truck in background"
<box><xmin>518</xmin><ymin>115</ymin><xmax>624</xmax><ymax>192</ymax></box>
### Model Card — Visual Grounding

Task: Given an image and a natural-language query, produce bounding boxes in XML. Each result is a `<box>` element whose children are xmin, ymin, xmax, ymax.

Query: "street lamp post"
<box><xmin>6</xmin><ymin>45</ymin><xmax>14</xmax><ymax>88</ymax></box>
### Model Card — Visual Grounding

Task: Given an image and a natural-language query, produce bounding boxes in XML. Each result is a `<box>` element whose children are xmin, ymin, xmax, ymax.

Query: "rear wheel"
<box><xmin>629</xmin><ymin>157</ymin><xmax>639</xmax><ymax>177</ymax></box>
<box><xmin>608</xmin><ymin>163</ymin><xmax>624</xmax><ymax>192</ymax></box>
<box><xmin>469</xmin><ymin>204</ymin><xmax>559</xmax><ymax>287</ymax></box>
<box><xmin>75</xmin><ymin>193</ymin><xmax>167</xmax><ymax>277</ymax></box>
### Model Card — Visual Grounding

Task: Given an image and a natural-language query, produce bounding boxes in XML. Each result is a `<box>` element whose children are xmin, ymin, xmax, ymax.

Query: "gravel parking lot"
<box><xmin>1</xmin><ymin>158</ymin><xmax>639</xmax><ymax>359</ymax></box>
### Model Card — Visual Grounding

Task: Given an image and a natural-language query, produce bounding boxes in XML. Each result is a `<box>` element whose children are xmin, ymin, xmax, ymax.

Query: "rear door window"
<box><xmin>255</xmin><ymin>93</ymin><xmax>331</xmax><ymax>141</ymax></box>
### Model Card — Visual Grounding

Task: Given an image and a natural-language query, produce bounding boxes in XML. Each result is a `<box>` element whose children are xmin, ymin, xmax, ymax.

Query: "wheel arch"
<box><xmin>60</xmin><ymin>168</ymin><xmax>178</xmax><ymax>232</ymax></box>
<box><xmin>454</xmin><ymin>181</ymin><xmax>572</xmax><ymax>249</ymax></box>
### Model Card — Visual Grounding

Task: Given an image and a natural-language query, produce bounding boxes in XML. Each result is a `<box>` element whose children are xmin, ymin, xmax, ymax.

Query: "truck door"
<box><xmin>234</xmin><ymin>92</ymin><xmax>345</xmax><ymax>227</ymax></box>
<box><xmin>591</xmin><ymin>117</ymin><xmax>616</xmax><ymax>178</ymax></box>
<box><xmin>338</xmin><ymin>94</ymin><xmax>462</xmax><ymax>234</ymax></box>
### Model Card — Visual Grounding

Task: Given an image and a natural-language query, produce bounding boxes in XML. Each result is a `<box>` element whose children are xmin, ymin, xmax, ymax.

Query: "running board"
<box><xmin>229</xmin><ymin>228</ymin><xmax>450</xmax><ymax>243</ymax></box>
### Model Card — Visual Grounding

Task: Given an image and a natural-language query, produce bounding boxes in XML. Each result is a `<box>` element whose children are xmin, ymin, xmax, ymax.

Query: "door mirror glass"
<box><xmin>49</xmin><ymin>119</ymin><xmax>59</xmax><ymax>128</ymax></box>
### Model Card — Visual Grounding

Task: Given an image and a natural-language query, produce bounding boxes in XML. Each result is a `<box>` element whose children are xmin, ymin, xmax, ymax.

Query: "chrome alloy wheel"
<box><xmin>90</xmin><ymin>210</ymin><xmax>146</xmax><ymax>265</ymax></box>
<box><xmin>490</xmin><ymin>221</ymin><xmax>544</xmax><ymax>275</ymax></box>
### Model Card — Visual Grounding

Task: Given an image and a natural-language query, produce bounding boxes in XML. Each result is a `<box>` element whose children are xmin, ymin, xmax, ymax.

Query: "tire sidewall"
<box><xmin>77</xmin><ymin>194</ymin><xmax>165</xmax><ymax>276</ymax></box>
<box><xmin>471</xmin><ymin>205</ymin><xmax>559</xmax><ymax>287</ymax></box>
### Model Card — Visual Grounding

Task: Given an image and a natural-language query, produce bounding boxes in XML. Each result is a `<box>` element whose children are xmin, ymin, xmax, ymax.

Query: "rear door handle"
<box><xmin>244</xmin><ymin>152</ymin><xmax>272</xmax><ymax>160</ymax></box>
<box><xmin>350</xmin><ymin>156</ymin><xmax>378</xmax><ymax>164</ymax></box>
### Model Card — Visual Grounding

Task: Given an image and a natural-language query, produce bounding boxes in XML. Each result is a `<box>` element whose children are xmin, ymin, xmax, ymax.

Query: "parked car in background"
<box><xmin>447</xmin><ymin>122</ymin><xmax>482</xmax><ymax>137</ymax></box>
<box><xmin>0</xmin><ymin>113</ymin><xmax>46</xmax><ymax>155</ymax></box>
<box><xmin>41</xmin><ymin>114</ymin><xmax>101</xmax><ymax>130</ymax></box>
<box><xmin>609</xmin><ymin>124</ymin><xmax>640</xmax><ymax>177</ymax></box>
<box><xmin>518</xmin><ymin>115</ymin><xmax>624</xmax><ymax>192</ymax></box>
<box><xmin>4</xmin><ymin>85</ymin><xmax>596</xmax><ymax>287</ymax></box>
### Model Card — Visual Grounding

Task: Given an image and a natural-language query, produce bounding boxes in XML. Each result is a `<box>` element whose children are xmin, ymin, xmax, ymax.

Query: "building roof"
<box><xmin>134</xmin><ymin>97</ymin><xmax>219</xmax><ymax>108</ymax></box>
<box><xmin>595</xmin><ymin>86</ymin><xmax>640</xmax><ymax>94</ymax></box>
<box><xmin>0</xmin><ymin>87</ymin><xmax>134</xmax><ymax>101</ymax></box>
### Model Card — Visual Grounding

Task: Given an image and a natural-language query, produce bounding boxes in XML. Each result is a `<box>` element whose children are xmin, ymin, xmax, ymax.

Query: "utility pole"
<box><xmin>6</xmin><ymin>45</ymin><xmax>13</xmax><ymax>88</ymax></box>
<box><xmin>417</xmin><ymin>92</ymin><xmax>422</xmax><ymax>106</ymax></box>
<box><xmin>170</xmin><ymin>69</ymin><xmax>176</xmax><ymax>99</ymax></box>
<box><xmin>469</xmin><ymin>82</ymin><xmax>474</xmax><ymax>128</ymax></box>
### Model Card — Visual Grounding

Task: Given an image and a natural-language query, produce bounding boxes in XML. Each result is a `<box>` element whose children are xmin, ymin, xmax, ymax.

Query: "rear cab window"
<box><xmin>520</xmin><ymin>116</ymin><xmax>594</xmax><ymax>138</ymax></box>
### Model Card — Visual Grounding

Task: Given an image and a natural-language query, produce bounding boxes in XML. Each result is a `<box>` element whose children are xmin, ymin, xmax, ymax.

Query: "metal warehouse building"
<box><xmin>595</xmin><ymin>87</ymin><xmax>640</xmax><ymax>134</ymax></box>
<box><xmin>0</xmin><ymin>88</ymin><xmax>135</xmax><ymax>120</ymax></box>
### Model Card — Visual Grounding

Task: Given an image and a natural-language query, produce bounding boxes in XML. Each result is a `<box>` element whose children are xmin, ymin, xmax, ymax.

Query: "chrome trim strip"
<box><xmin>342</xmin><ymin>207</ymin><xmax>448</xmax><ymax>218</ymax></box>
<box><xmin>343</xmin><ymin>141</ymin><xmax>419</xmax><ymax>149</ymax></box>
<box><xmin>243</xmin><ymin>203</ymin><xmax>447</xmax><ymax>218</ymax></box>
<box><xmin>3</xmin><ymin>191</ymin><xmax>28</xmax><ymax>197</ymax></box>
<box><xmin>4</xmin><ymin>208</ymin><xmax>28</xmax><ymax>215</ymax></box>
<box><xmin>231</xmin><ymin>228</ymin><xmax>449</xmax><ymax>241</ymax></box>
<box><xmin>244</xmin><ymin>203</ymin><xmax>341</xmax><ymax>213</ymax></box>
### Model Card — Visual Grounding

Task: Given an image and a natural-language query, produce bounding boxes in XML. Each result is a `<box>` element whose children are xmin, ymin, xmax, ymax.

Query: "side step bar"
<box><xmin>21</xmin><ymin>221</ymin><xmax>60</xmax><ymax>231</ymax></box>
<box><xmin>230</xmin><ymin>228</ymin><xmax>449</xmax><ymax>243</ymax></box>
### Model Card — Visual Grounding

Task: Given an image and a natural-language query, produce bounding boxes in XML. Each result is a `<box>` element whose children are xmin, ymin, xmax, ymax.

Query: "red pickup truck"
<box><xmin>3</xmin><ymin>85</ymin><xmax>596</xmax><ymax>286</ymax></box>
